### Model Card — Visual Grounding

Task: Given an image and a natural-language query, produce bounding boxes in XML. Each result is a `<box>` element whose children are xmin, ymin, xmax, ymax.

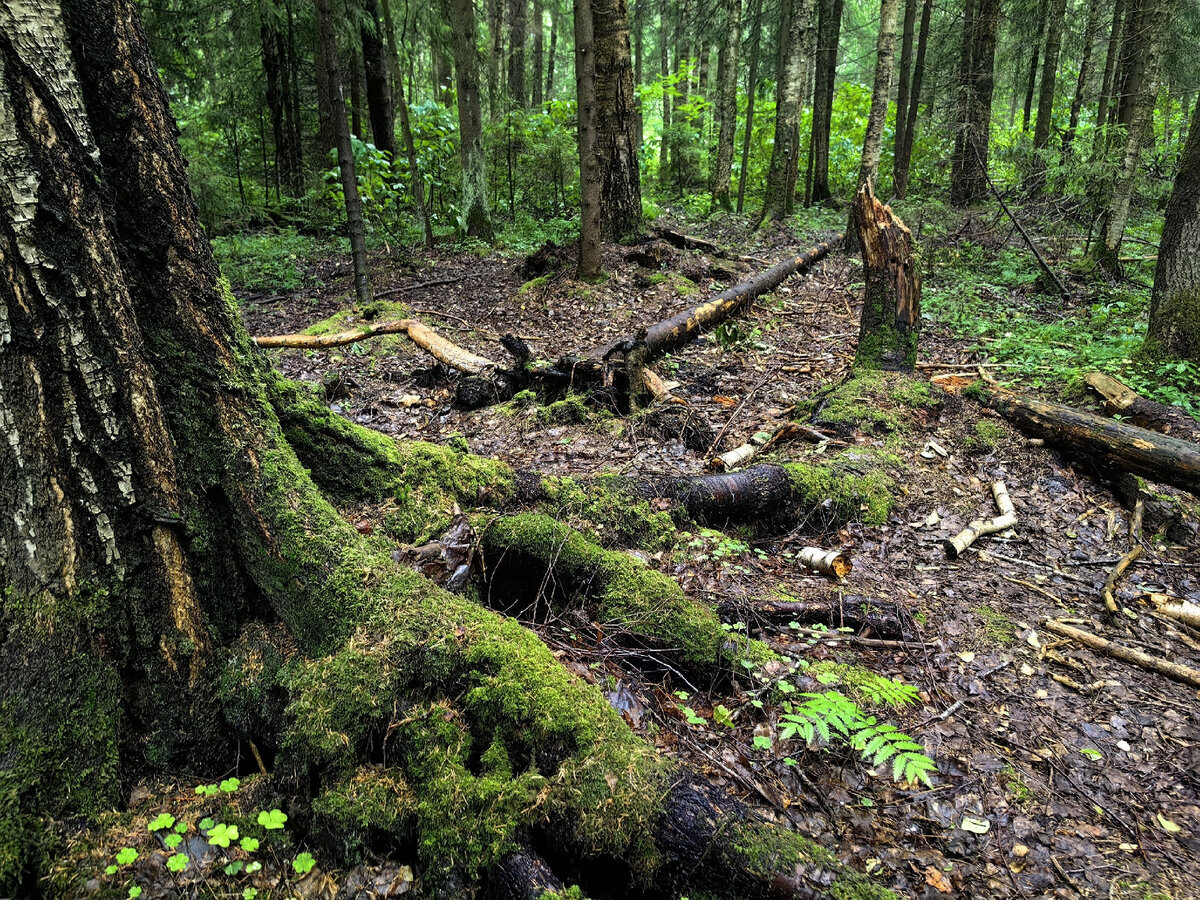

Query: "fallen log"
<box><xmin>650</xmin><ymin>226</ymin><xmax>767</xmax><ymax>264</ymax></box>
<box><xmin>1085</xmin><ymin>372</ymin><xmax>1200</xmax><ymax>442</ymax></box>
<box><xmin>979</xmin><ymin>386</ymin><xmax>1200</xmax><ymax>497</ymax></box>
<box><xmin>1043</xmin><ymin>619</ymin><xmax>1200</xmax><ymax>689</ymax></box>
<box><xmin>255</xmin><ymin>317</ymin><xmax>498</xmax><ymax>373</ymax></box>
<box><xmin>943</xmin><ymin>481</ymin><xmax>1017</xmax><ymax>559</ymax></box>
<box><xmin>732</xmin><ymin>596</ymin><xmax>917</xmax><ymax>642</ymax></box>
<box><xmin>1143</xmin><ymin>592</ymin><xmax>1200</xmax><ymax>630</ymax></box>
<box><xmin>795</xmin><ymin>547</ymin><xmax>853</xmax><ymax>579</ymax></box>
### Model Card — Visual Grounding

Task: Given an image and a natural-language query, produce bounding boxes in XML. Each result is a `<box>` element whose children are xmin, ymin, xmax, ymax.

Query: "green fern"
<box><xmin>855</xmin><ymin>672</ymin><xmax>921</xmax><ymax>709</ymax></box>
<box><xmin>778</xmin><ymin>691</ymin><xmax>935</xmax><ymax>786</ymax></box>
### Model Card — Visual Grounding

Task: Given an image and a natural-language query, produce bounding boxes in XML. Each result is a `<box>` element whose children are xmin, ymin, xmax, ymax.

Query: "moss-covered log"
<box><xmin>0</xmin><ymin>3</ymin><xmax>892</xmax><ymax>896</ymax></box>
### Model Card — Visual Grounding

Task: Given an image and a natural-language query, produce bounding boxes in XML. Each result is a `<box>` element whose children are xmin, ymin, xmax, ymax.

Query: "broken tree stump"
<box><xmin>852</xmin><ymin>182</ymin><xmax>920</xmax><ymax>372</ymax></box>
<box><xmin>1085</xmin><ymin>372</ymin><xmax>1200</xmax><ymax>443</ymax></box>
<box><xmin>981</xmin><ymin>386</ymin><xmax>1200</xmax><ymax>498</ymax></box>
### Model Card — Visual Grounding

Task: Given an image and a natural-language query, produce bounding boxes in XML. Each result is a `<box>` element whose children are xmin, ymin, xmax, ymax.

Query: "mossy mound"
<box><xmin>807</xmin><ymin>371</ymin><xmax>939</xmax><ymax>435</ymax></box>
<box><xmin>784</xmin><ymin>456</ymin><xmax>897</xmax><ymax>526</ymax></box>
<box><xmin>539</xmin><ymin>474</ymin><xmax>679</xmax><ymax>550</ymax></box>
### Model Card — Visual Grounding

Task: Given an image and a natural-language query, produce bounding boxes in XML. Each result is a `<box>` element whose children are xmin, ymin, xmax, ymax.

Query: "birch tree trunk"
<box><xmin>757</xmin><ymin>0</ymin><xmax>810</xmax><ymax>224</ymax></box>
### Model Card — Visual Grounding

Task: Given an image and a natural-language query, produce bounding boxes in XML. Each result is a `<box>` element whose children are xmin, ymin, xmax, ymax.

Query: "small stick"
<box><xmin>1102</xmin><ymin>545</ymin><xmax>1143</xmax><ymax>613</ymax></box>
<box><xmin>795</xmin><ymin>547</ymin><xmax>853</xmax><ymax>579</ymax></box>
<box><xmin>1042</xmin><ymin>619</ymin><xmax>1200</xmax><ymax>689</ymax></box>
<box><xmin>1130</xmin><ymin>496</ymin><xmax>1145</xmax><ymax>547</ymax></box>
<box><xmin>944</xmin><ymin>481</ymin><xmax>1017</xmax><ymax>559</ymax></box>
<box><xmin>248</xmin><ymin>739</ymin><xmax>269</xmax><ymax>776</ymax></box>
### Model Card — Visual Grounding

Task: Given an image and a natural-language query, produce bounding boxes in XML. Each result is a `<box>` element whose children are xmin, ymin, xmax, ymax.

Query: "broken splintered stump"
<box><xmin>943</xmin><ymin>481</ymin><xmax>1017</xmax><ymax>559</ymax></box>
<box><xmin>795</xmin><ymin>547</ymin><xmax>853</xmax><ymax>579</ymax></box>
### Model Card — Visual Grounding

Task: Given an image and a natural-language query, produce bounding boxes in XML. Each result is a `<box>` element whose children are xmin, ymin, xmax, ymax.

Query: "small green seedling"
<box><xmin>293</xmin><ymin>852</ymin><xmax>316</xmax><ymax>875</ymax></box>
<box><xmin>258</xmin><ymin>808</ymin><xmax>287</xmax><ymax>830</ymax></box>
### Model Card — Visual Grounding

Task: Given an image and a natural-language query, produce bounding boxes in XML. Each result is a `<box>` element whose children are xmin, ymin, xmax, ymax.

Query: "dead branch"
<box><xmin>1102</xmin><ymin>544</ymin><xmax>1142</xmax><ymax>613</ymax></box>
<box><xmin>943</xmin><ymin>481</ymin><xmax>1017</xmax><ymax>559</ymax></box>
<box><xmin>795</xmin><ymin>547</ymin><xmax>852</xmax><ymax>578</ymax></box>
<box><xmin>1043</xmin><ymin>619</ymin><xmax>1200</xmax><ymax>689</ymax></box>
<box><xmin>1143</xmin><ymin>593</ymin><xmax>1200</xmax><ymax>630</ymax></box>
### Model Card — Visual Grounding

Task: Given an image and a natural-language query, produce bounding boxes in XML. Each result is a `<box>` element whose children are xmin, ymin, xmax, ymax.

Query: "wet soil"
<box><xmin>236</xmin><ymin>214</ymin><xmax>1200</xmax><ymax>900</ymax></box>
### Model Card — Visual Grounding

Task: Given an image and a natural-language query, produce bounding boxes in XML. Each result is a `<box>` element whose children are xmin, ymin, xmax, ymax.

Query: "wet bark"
<box><xmin>1062</xmin><ymin>0</ymin><xmax>1103</xmax><ymax>155</ymax></box>
<box><xmin>593</xmin><ymin>0</ymin><xmax>643</xmax><ymax>241</ymax></box>
<box><xmin>809</xmin><ymin>0</ymin><xmax>844</xmax><ymax>203</ymax></box>
<box><xmin>891</xmin><ymin>0</ymin><xmax>916</xmax><ymax>195</ymax></box>
<box><xmin>1029</xmin><ymin>0</ymin><xmax>1067</xmax><ymax>191</ymax></box>
<box><xmin>575</xmin><ymin>0</ymin><xmax>603</xmax><ymax>277</ymax></box>
<box><xmin>362</xmin><ymin>0</ymin><xmax>399</xmax><ymax>159</ymax></box>
<box><xmin>949</xmin><ymin>0</ymin><xmax>999</xmax><ymax>207</ymax></box>
<box><xmin>450</xmin><ymin>0</ymin><xmax>496</xmax><ymax>241</ymax></box>
<box><xmin>758</xmin><ymin>0</ymin><xmax>811</xmax><ymax>224</ymax></box>
<box><xmin>852</xmin><ymin>183</ymin><xmax>920</xmax><ymax>371</ymax></box>
<box><xmin>532</xmin><ymin>0</ymin><xmax>545</xmax><ymax>106</ymax></box>
<box><xmin>892</xmin><ymin>0</ymin><xmax>931</xmax><ymax>198</ymax></box>
<box><xmin>710</xmin><ymin>0</ymin><xmax>741</xmax><ymax>210</ymax></box>
<box><xmin>1146</xmin><ymin>97</ymin><xmax>1200</xmax><ymax>362</ymax></box>
<box><xmin>1096</xmin><ymin>0</ymin><xmax>1125</xmax><ymax>131</ymax></box>
<box><xmin>508</xmin><ymin>0</ymin><xmax>528</xmax><ymax>107</ymax></box>
<box><xmin>1022</xmin><ymin>0</ymin><xmax>1048</xmax><ymax>132</ymax></box>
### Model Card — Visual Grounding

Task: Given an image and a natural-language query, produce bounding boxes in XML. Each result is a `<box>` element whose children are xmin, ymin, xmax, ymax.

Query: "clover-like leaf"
<box><xmin>224</xmin><ymin>861</ymin><xmax>244</xmax><ymax>876</ymax></box>
<box><xmin>164</xmin><ymin>833</ymin><xmax>182</xmax><ymax>849</ymax></box>
<box><xmin>115</xmin><ymin>847</ymin><xmax>138</xmax><ymax>866</ymax></box>
<box><xmin>243</xmin><ymin>889</ymin><xmax>259</xmax><ymax>900</ymax></box>
<box><xmin>293</xmin><ymin>851</ymin><xmax>316</xmax><ymax>875</ymax></box>
<box><xmin>245</xmin><ymin>861</ymin><xmax>263</xmax><ymax>875</ymax></box>
<box><xmin>148</xmin><ymin>813</ymin><xmax>176</xmax><ymax>832</ymax></box>
<box><xmin>206</xmin><ymin>823</ymin><xmax>239</xmax><ymax>848</ymax></box>
<box><xmin>199</xmin><ymin>817</ymin><xmax>215</xmax><ymax>832</ymax></box>
<box><xmin>166</xmin><ymin>853</ymin><xmax>188</xmax><ymax>873</ymax></box>
<box><xmin>128</xmin><ymin>888</ymin><xmax>142</xmax><ymax>899</ymax></box>
<box><xmin>105</xmin><ymin>865</ymin><xmax>119</xmax><ymax>876</ymax></box>
<box><xmin>219</xmin><ymin>777</ymin><xmax>241</xmax><ymax>793</ymax></box>
<box><xmin>257</xmin><ymin>808</ymin><xmax>287</xmax><ymax>830</ymax></box>
<box><xmin>239</xmin><ymin>836</ymin><xmax>260</xmax><ymax>853</ymax></box>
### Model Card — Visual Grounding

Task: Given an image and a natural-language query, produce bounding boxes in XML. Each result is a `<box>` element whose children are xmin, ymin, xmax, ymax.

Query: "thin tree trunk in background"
<box><xmin>533</xmin><ymin>0</ymin><xmax>545</xmax><ymax>106</ymax></box>
<box><xmin>737</xmin><ymin>0</ymin><xmax>763</xmax><ymax>212</ymax></box>
<box><xmin>633</xmin><ymin>0</ymin><xmax>644</xmax><ymax>148</ymax></box>
<box><xmin>450</xmin><ymin>0</ymin><xmax>496</xmax><ymax>240</ymax></box>
<box><xmin>593</xmin><ymin>0</ymin><xmax>643</xmax><ymax>240</ymax></box>
<box><xmin>546</xmin><ymin>11</ymin><xmax>558</xmax><ymax>98</ymax></box>
<box><xmin>892</xmin><ymin>0</ymin><xmax>917</xmax><ymax>194</ymax></box>
<box><xmin>316</xmin><ymin>18</ymin><xmax>338</xmax><ymax>157</ymax></box>
<box><xmin>659</xmin><ymin>0</ymin><xmax>672</xmax><ymax>185</ymax></box>
<box><xmin>509</xmin><ymin>0</ymin><xmax>528</xmax><ymax>107</ymax></box>
<box><xmin>1063</xmin><ymin>0</ymin><xmax>1103</xmax><ymax>154</ymax></box>
<box><xmin>1093</xmin><ymin>0</ymin><xmax>1160</xmax><ymax>275</ymax></box>
<box><xmin>363</xmin><ymin>0</ymin><xmax>400</xmax><ymax>158</ymax></box>
<box><xmin>1029</xmin><ymin>0</ymin><xmax>1067</xmax><ymax>190</ymax></box>
<box><xmin>893</xmin><ymin>0</ymin><xmax>931</xmax><ymax>197</ymax></box>
<box><xmin>758</xmin><ymin>0</ymin><xmax>807</xmax><ymax>224</ymax></box>
<box><xmin>575</xmin><ymin>0</ymin><xmax>604</xmax><ymax>276</ymax></box>
<box><xmin>673</xmin><ymin>0</ymin><xmax>697</xmax><ymax>187</ymax></box>
<box><xmin>317</xmin><ymin>0</ymin><xmax>373</xmax><ymax>305</ymax></box>
<box><xmin>1023</xmin><ymin>0</ymin><xmax>1049</xmax><ymax>132</ymax></box>
<box><xmin>696</xmin><ymin>42</ymin><xmax>710</xmax><ymax>147</ymax></box>
<box><xmin>950</xmin><ymin>0</ymin><xmax>1000</xmax><ymax>206</ymax></box>
<box><xmin>712</xmin><ymin>0</ymin><xmax>742</xmax><ymax>209</ymax></box>
<box><xmin>397</xmin><ymin>77</ymin><xmax>433</xmax><ymax>246</ymax></box>
<box><xmin>1147</xmin><ymin>98</ymin><xmax>1200</xmax><ymax>362</ymax></box>
<box><xmin>349</xmin><ymin>48</ymin><xmax>366</xmax><ymax>139</ymax></box>
<box><xmin>845</xmin><ymin>0</ymin><xmax>900</xmax><ymax>252</ymax></box>
<box><xmin>285</xmin><ymin>0</ymin><xmax>304</xmax><ymax>179</ymax></box>
<box><xmin>810</xmin><ymin>0</ymin><xmax>845</xmax><ymax>203</ymax></box>
<box><xmin>1097</xmin><ymin>0</ymin><xmax>1125</xmax><ymax>129</ymax></box>
<box><xmin>490</xmin><ymin>0</ymin><xmax>504</xmax><ymax>116</ymax></box>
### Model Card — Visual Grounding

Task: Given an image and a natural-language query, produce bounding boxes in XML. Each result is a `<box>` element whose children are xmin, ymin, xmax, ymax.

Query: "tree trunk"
<box><xmin>315</xmin><ymin>13</ymin><xmax>338</xmax><ymax>157</ymax></box>
<box><xmin>1096</xmin><ymin>0</ymin><xmax>1125</xmax><ymax>130</ymax></box>
<box><xmin>593</xmin><ymin>0</ymin><xmax>643</xmax><ymax>240</ymax></box>
<box><xmin>891</xmin><ymin>0</ymin><xmax>917</xmax><ymax>195</ymax></box>
<box><xmin>575</xmin><ymin>0</ymin><xmax>604</xmax><ymax>277</ymax></box>
<box><xmin>532</xmin><ymin>0</ymin><xmax>545</xmax><ymax>106</ymax></box>
<box><xmin>489</xmin><ymin>0</ymin><xmax>505</xmax><ymax>116</ymax></box>
<box><xmin>893</xmin><ymin>0</ymin><xmax>931</xmax><ymax>198</ymax></box>
<box><xmin>949</xmin><ymin>0</ymin><xmax>1000</xmax><ymax>207</ymax></box>
<box><xmin>362</xmin><ymin>0</ymin><xmax>399</xmax><ymax>159</ymax></box>
<box><xmin>658</xmin><ymin>0</ymin><xmax>671</xmax><ymax>183</ymax></box>
<box><xmin>711</xmin><ymin>0</ymin><xmax>742</xmax><ymax>210</ymax></box>
<box><xmin>1029</xmin><ymin>0</ymin><xmax>1067</xmax><ymax>191</ymax></box>
<box><xmin>546</xmin><ymin>8</ymin><xmax>557</xmax><ymax>99</ymax></box>
<box><xmin>809</xmin><ymin>0</ymin><xmax>844</xmax><ymax>203</ymax></box>
<box><xmin>758</xmin><ymin>0</ymin><xmax>809</xmax><ymax>224</ymax></box>
<box><xmin>317</xmin><ymin>0</ymin><xmax>374</xmax><ymax>306</ymax></box>
<box><xmin>633</xmin><ymin>0</ymin><xmax>644</xmax><ymax>148</ymax></box>
<box><xmin>853</xmin><ymin>0</ymin><xmax>900</xmax><ymax>195</ymax></box>
<box><xmin>1022</xmin><ymin>0</ymin><xmax>1049</xmax><ymax>132</ymax></box>
<box><xmin>397</xmin><ymin>77</ymin><xmax>434</xmax><ymax>247</ymax></box>
<box><xmin>1092</xmin><ymin>0</ymin><xmax>1160</xmax><ymax>276</ymax></box>
<box><xmin>348</xmin><ymin>48</ymin><xmax>366</xmax><ymax>138</ymax></box>
<box><xmin>1146</xmin><ymin>97</ymin><xmax>1200</xmax><ymax>362</ymax></box>
<box><xmin>736</xmin><ymin>0</ymin><xmax>763</xmax><ymax>213</ymax></box>
<box><xmin>852</xmin><ymin>183</ymin><xmax>920</xmax><ymax>371</ymax></box>
<box><xmin>449</xmin><ymin>0</ymin><xmax>496</xmax><ymax>241</ymax></box>
<box><xmin>0</xmin><ymin>5</ymin><xmax>907</xmax><ymax>897</ymax></box>
<box><xmin>1062</xmin><ymin>0</ymin><xmax>1103</xmax><ymax>155</ymax></box>
<box><xmin>508</xmin><ymin>0</ymin><xmax>528</xmax><ymax>107</ymax></box>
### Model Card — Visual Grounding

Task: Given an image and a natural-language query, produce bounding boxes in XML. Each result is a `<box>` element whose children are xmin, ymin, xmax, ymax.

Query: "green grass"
<box><xmin>212</xmin><ymin>227</ymin><xmax>317</xmax><ymax>293</ymax></box>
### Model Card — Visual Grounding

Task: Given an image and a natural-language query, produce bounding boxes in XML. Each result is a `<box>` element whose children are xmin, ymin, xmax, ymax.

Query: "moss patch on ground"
<box><xmin>539</xmin><ymin>474</ymin><xmax>679</xmax><ymax>550</ymax></box>
<box><xmin>807</xmin><ymin>371</ymin><xmax>939</xmax><ymax>435</ymax></box>
<box><xmin>783</xmin><ymin>457</ymin><xmax>897</xmax><ymax>526</ymax></box>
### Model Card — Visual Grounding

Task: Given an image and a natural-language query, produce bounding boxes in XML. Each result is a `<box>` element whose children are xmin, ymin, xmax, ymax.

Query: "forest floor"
<box><xmin>230</xmin><ymin>212</ymin><xmax>1200</xmax><ymax>900</ymax></box>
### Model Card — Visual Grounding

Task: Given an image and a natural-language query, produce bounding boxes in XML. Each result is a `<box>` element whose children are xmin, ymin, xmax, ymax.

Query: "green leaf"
<box><xmin>167</xmin><ymin>853</ymin><xmax>188</xmax><ymax>873</ymax></box>
<box><xmin>220</xmin><ymin>777</ymin><xmax>241</xmax><ymax>793</ymax></box>
<box><xmin>258</xmin><ymin>808</ymin><xmax>288</xmax><ymax>830</ymax></box>
<box><xmin>224</xmin><ymin>861</ymin><xmax>245</xmax><ymax>876</ymax></box>
<box><xmin>239</xmin><ymin>836</ymin><xmax>260</xmax><ymax>853</ymax></box>
<box><xmin>199</xmin><ymin>817</ymin><xmax>215</xmax><ymax>832</ymax></box>
<box><xmin>174</xmin><ymin>821</ymin><xmax>188</xmax><ymax>834</ymax></box>
<box><xmin>243</xmin><ymin>890</ymin><xmax>259</xmax><ymax>900</ymax></box>
<box><xmin>148</xmin><ymin>813</ymin><xmax>176</xmax><ymax>832</ymax></box>
<box><xmin>752</xmin><ymin>735</ymin><xmax>773</xmax><ymax>751</ymax></box>
<box><xmin>713</xmin><ymin>704</ymin><xmax>735</xmax><ymax>728</ymax></box>
<box><xmin>293</xmin><ymin>851</ymin><xmax>317</xmax><ymax>875</ymax></box>
<box><xmin>105</xmin><ymin>865</ymin><xmax>119</xmax><ymax>876</ymax></box>
<box><xmin>116</xmin><ymin>847</ymin><xmax>138</xmax><ymax>866</ymax></box>
<box><xmin>1079</xmin><ymin>748</ymin><xmax>1103</xmax><ymax>760</ymax></box>
<box><xmin>164</xmin><ymin>834</ymin><xmax>182</xmax><ymax>849</ymax></box>
<box><xmin>128</xmin><ymin>888</ymin><xmax>142</xmax><ymax>899</ymax></box>
<box><xmin>206</xmin><ymin>823</ymin><xmax>239</xmax><ymax>848</ymax></box>
<box><xmin>246</xmin><ymin>861</ymin><xmax>263</xmax><ymax>875</ymax></box>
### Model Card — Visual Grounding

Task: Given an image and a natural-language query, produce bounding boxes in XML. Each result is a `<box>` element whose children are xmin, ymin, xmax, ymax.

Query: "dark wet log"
<box><xmin>487</xmin><ymin>850</ymin><xmax>566</xmax><ymax>900</ymax></box>
<box><xmin>852</xmin><ymin>182</ymin><xmax>919</xmax><ymax>372</ymax></box>
<box><xmin>637</xmin><ymin>465</ymin><xmax>797</xmax><ymax>525</ymax></box>
<box><xmin>1085</xmin><ymin>372</ymin><xmax>1200</xmax><ymax>442</ymax></box>
<box><xmin>731</xmin><ymin>596</ymin><xmax>917</xmax><ymax>642</ymax></box>
<box><xmin>982</xmin><ymin>386</ymin><xmax>1200</xmax><ymax>497</ymax></box>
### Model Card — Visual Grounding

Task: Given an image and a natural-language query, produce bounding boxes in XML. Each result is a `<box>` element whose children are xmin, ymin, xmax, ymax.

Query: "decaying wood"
<box><xmin>852</xmin><ymin>182</ymin><xmax>921</xmax><ymax>372</ymax></box>
<box><xmin>943</xmin><ymin>481</ymin><xmax>1017</xmax><ymax>559</ymax></box>
<box><xmin>255</xmin><ymin>318</ymin><xmax>498</xmax><ymax>373</ymax></box>
<box><xmin>1144</xmin><ymin>593</ymin><xmax>1200</xmax><ymax>630</ymax></box>
<box><xmin>795</xmin><ymin>547</ymin><xmax>853</xmax><ymax>578</ymax></box>
<box><xmin>979</xmin><ymin>386</ymin><xmax>1200</xmax><ymax>497</ymax></box>
<box><xmin>735</xmin><ymin>596</ymin><xmax>917</xmax><ymax>641</ymax></box>
<box><xmin>1085</xmin><ymin>372</ymin><xmax>1200</xmax><ymax>442</ymax></box>
<box><xmin>1102</xmin><ymin>544</ymin><xmax>1142</xmax><ymax>613</ymax></box>
<box><xmin>1043</xmin><ymin>619</ymin><xmax>1200</xmax><ymax>688</ymax></box>
<box><xmin>651</xmin><ymin>226</ymin><xmax>766</xmax><ymax>263</ymax></box>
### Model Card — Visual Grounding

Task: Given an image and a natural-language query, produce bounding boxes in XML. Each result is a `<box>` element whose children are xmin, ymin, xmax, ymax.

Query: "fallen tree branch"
<box><xmin>943</xmin><ymin>481</ymin><xmax>1017</xmax><ymax>559</ymax></box>
<box><xmin>650</xmin><ymin>226</ymin><xmax>766</xmax><ymax>264</ymax></box>
<box><xmin>1042</xmin><ymin>619</ymin><xmax>1200</xmax><ymax>689</ymax></box>
<box><xmin>1102</xmin><ymin>544</ymin><xmax>1142</xmax><ymax>613</ymax></box>
<box><xmin>975</xmin><ymin>385</ymin><xmax>1200</xmax><ymax>497</ymax></box>
<box><xmin>1143</xmin><ymin>593</ymin><xmax>1200</xmax><ymax>630</ymax></box>
<box><xmin>795</xmin><ymin>547</ymin><xmax>853</xmax><ymax>578</ymax></box>
<box><xmin>1085</xmin><ymin>372</ymin><xmax>1200</xmax><ymax>442</ymax></box>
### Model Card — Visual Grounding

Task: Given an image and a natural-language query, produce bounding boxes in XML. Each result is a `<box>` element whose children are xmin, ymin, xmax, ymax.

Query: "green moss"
<box><xmin>730</xmin><ymin>820</ymin><xmax>895</xmax><ymax>899</ymax></box>
<box><xmin>965</xmin><ymin>420</ymin><xmax>1006</xmax><ymax>453</ymax></box>
<box><xmin>536</xmin><ymin>394</ymin><xmax>591</xmax><ymax>426</ymax></box>
<box><xmin>811</xmin><ymin>371</ymin><xmax>937</xmax><ymax>434</ymax></box>
<box><xmin>518</xmin><ymin>275</ymin><xmax>552</xmax><ymax>294</ymax></box>
<box><xmin>304</xmin><ymin>301</ymin><xmax>412</xmax><ymax>335</ymax></box>
<box><xmin>540</xmin><ymin>475</ymin><xmax>679</xmax><ymax>550</ymax></box>
<box><xmin>312</xmin><ymin>767</ymin><xmax>417</xmax><ymax>860</ymax></box>
<box><xmin>784</xmin><ymin>461</ymin><xmax>896</xmax><ymax>526</ymax></box>
<box><xmin>976</xmin><ymin>605</ymin><xmax>1015</xmax><ymax>645</ymax></box>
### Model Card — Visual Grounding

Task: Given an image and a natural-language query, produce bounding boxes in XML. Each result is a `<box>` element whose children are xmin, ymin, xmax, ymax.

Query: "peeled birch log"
<box><xmin>1144</xmin><ymin>593</ymin><xmax>1200</xmax><ymax>629</ymax></box>
<box><xmin>1085</xmin><ymin>372</ymin><xmax>1200</xmax><ymax>443</ymax></box>
<box><xmin>255</xmin><ymin>318</ymin><xmax>498</xmax><ymax>373</ymax></box>
<box><xmin>795</xmin><ymin>547</ymin><xmax>853</xmax><ymax>578</ymax></box>
<box><xmin>982</xmin><ymin>386</ymin><xmax>1200</xmax><ymax>498</ymax></box>
<box><xmin>1043</xmin><ymin>620</ymin><xmax>1200</xmax><ymax>689</ymax></box>
<box><xmin>943</xmin><ymin>481</ymin><xmax>1017</xmax><ymax>559</ymax></box>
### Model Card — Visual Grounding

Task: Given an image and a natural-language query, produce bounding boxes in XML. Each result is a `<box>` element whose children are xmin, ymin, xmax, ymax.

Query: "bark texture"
<box><xmin>1062</xmin><ymin>0</ymin><xmax>1102</xmax><ymax>154</ymax></box>
<box><xmin>592</xmin><ymin>0</ymin><xmax>643</xmax><ymax>240</ymax></box>
<box><xmin>949</xmin><ymin>0</ymin><xmax>1000</xmax><ymax>207</ymax></box>
<box><xmin>710</xmin><ymin>0</ymin><xmax>741</xmax><ymax>210</ymax></box>
<box><xmin>892</xmin><ymin>0</ymin><xmax>931</xmax><ymax>197</ymax></box>
<box><xmin>808</xmin><ymin>0</ymin><xmax>843</xmax><ymax>203</ymax></box>
<box><xmin>758</xmin><ymin>0</ymin><xmax>813</xmax><ymax>224</ymax></box>
<box><xmin>1146</xmin><ymin>97</ymin><xmax>1200</xmax><ymax>362</ymax></box>
<box><xmin>450</xmin><ymin>0</ymin><xmax>496</xmax><ymax>241</ymax></box>
<box><xmin>574</xmin><ymin>0</ymin><xmax>603</xmax><ymax>276</ymax></box>
<box><xmin>1029</xmin><ymin>0</ymin><xmax>1067</xmax><ymax>190</ymax></box>
<box><xmin>852</xmin><ymin>184</ymin><xmax>920</xmax><ymax>371</ymax></box>
<box><xmin>362</xmin><ymin>0</ymin><xmax>399</xmax><ymax>159</ymax></box>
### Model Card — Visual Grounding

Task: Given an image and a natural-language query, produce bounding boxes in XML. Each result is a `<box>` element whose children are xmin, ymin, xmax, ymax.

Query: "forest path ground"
<box><xmin>240</xmin><ymin>217</ymin><xmax>1200</xmax><ymax>900</ymax></box>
